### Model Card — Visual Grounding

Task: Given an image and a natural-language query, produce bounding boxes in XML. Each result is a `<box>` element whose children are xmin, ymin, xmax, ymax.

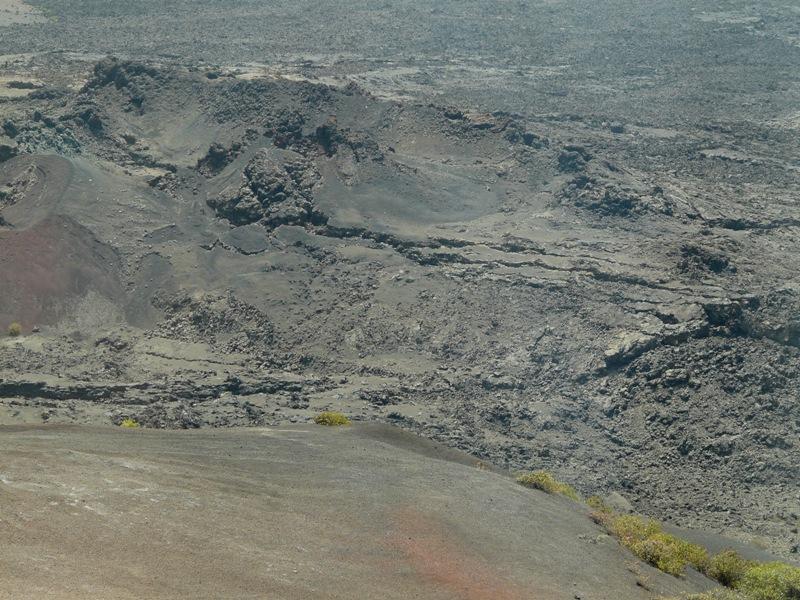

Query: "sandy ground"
<box><xmin>0</xmin><ymin>423</ymin><xmax>715</xmax><ymax>600</ymax></box>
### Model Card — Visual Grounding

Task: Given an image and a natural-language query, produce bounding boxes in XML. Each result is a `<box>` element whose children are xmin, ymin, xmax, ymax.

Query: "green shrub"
<box><xmin>7</xmin><ymin>322</ymin><xmax>21</xmax><ymax>337</ymax></box>
<box><xmin>594</xmin><ymin>514</ymin><xmax>707</xmax><ymax>577</ymax></box>
<box><xmin>587</xmin><ymin>495</ymin><xmax>614</xmax><ymax>528</ymax></box>
<box><xmin>516</xmin><ymin>470</ymin><xmax>581</xmax><ymax>501</ymax></box>
<box><xmin>707</xmin><ymin>550</ymin><xmax>754</xmax><ymax>588</ymax></box>
<box><xmin>629</xmin><ymin>532</ymin><xmax>708</xmax><ymax>576</ymax></box>
<box><xmin>313</xmin><ymin>411</ymin><xmax>351</xmax><ymax>426</ymax></box>
<box><xmin>737</xmin><ymin>562</ymin><xmax>800</xmax><ymax>600</ymax></box>
<box><xmin>587</xmin><ymin>495</ymin><xmax>613</xmax><ymax>513</ymax></box>
<box><xmin>119</xmin><ymin>418</ymin><xmax>140</xmax><ymax>428</ymax></box>
<box><xmin>610</xmin><ymin>514</ymin><xmax>662</xmax><ymax>545</ymax></box>
<box><xmin>680</xmin><ymin>538</ymin><xmax>711</xmax><ymax>572</ymax></box>
<box><xmin>632</xmin><ymin>533</ymin><xmax>686</xmax><ymax>575</ymax></box>
<box><xmin>685</xmin><ymin>589</ymin><xmax>748</xmax><ymax>600</ymax></box>
<box><xmin>586</xmin><ymin>501</ymin><xmax>798</xmax><ymax>594</ymax></box>
<box><xmin>589</xmin><ymin>508</ymin><xmax>614</xmax><ymax>530</ymax></box>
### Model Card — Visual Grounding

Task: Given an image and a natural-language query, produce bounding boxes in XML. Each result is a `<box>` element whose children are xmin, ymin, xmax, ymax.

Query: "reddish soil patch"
<box><xmin>388</xmin><ymin>506</ymin><xmax>536</xmax><ymax>600</ymax></box>
<box><xmin>0</xmin><ymin>216</ymin><xmax>122</xmax><ymax>330</ymax></box>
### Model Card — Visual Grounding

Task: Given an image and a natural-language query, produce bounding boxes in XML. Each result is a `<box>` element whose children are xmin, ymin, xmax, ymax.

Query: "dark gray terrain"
<box><xmin>0</xmin><ymin>0</ymin><xmax>798</xmax><ymax>567</ymax></box>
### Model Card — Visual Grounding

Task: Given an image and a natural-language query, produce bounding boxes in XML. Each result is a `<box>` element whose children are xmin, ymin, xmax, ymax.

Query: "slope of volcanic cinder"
<box><xmin>0</xmin><ymin>154</ymin><xmax>73</xmax><ymax>229</ymax></box>
<box><xmin>0</xmin><ymin>216</ymin><xmax>122</xmax><ymax>331</ymax></box>
<box><xmin>389</xmin><ymin>507</ymin><xmax>536</xmax><ymax>600</ymax></box>
<box><xmin>0</xmin><ymin>423</ymin><xmax>711</xmax><ymax>599</ymax></box>
<box><xmin>0</xmin><ymin>154</ymin><xmax>122</xmax><ymax>330</ymax></box>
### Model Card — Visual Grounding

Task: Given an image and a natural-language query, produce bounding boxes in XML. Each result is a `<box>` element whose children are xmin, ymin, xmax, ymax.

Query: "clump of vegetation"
<box><xmin>587</xmin><ymin>495</ymin><xmax>613</xmax><ymax>514</ymax></box>
<box><xmin>7</xmin><ymin>322</ymin><xmax>22</xmax><ymax>337</ymax></box>
<box><xmin>589</xmin><ymin>501</ymin><xmax>800</xmax><ymax>599</ymax></box>
<box><xmin>515</xmin><ymin>470</ymin><xmax>581</xmax><ymax>501</ymax></box>
<box><xmin>736</xmin><ymin>562</ymin><xmax>800</xmax><ymax>600</ymax></box>
<box><xmin>609</xmin><ymin>514</ymin><xmax>661</xmax><ymax>544</ymax></box>
<box><xmin>684</xmin><ymin>590</ymin><xmax>748</xmax><ymax>600</ymax></box>
<box><xmin>119</xmin><ymin>418</ymin><xmax>140</xmax><ymax>428</ymax></box>
<box><xmin>313</xmin><ymin>411</ymin><xmax>351</xmax><ymax>426</ymax></box>
<box><xmin>593</xmin><ymin>512</ymin><xmax>707</xmax><ymax>576</ymax></box>
<box><xmin>707</xmin><ymin>550</ymin><xmax>754</xmax><ymax>588</ymax></box>
<box><xmin>630</xmin><ymin>531</ymin><xmax>708</xmax><ymax>576</ymax></box>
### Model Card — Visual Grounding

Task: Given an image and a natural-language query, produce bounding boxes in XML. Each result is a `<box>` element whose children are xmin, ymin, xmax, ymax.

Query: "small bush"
<box><xmin>737</xmin><ymin>562</ymin><xmax>800</xmax><ymax>600</ymax></box>
<box><xmin>516</xmin><ymin>470</ymin><xmax>581</xmax><ymax>501</ymax></box>
<box><xmin>611</xmin><ymin>514</ymin><xmax>662</xmax><ymax>545</ymax></box>
<box><xmin>586</xmin><ymin>497</ymin><xmax>615</xmax><ymax>531</ymax></box>
<box><xmin>589</xmin><ymin>509</ymin><xmax>614</xmax><ymax>529</ymax></box>
<box><xmin>632</xmin><ymin>533</ymin><xmax>686</xmax><ymax>575</ymax></box>
<box><xmin>587</xmin><ymin>495</ymin><xmax>613</xmax><ymax>514</ymax></box>
<box><xmin>588</xmin><ymin>504</ymin><xmax>799</xmax><ymax>595</ymax></box>
<box><xmin>707</xmin><ymin>550</ymin><xmax>754</xmax><ymax>588</ymax></box>
<box><xmin>685</xmin><ymin>590</ymin><xmax>748</xmax><ymax>600</ymax></box>
<box><xmin>313</xmin><ymin>411</ymin><xmax>351</xmax><ymax>426</ymax></box>
<box><xmin>682</xmin><ymin>540</ymin><xmax>711</xmax><ymax>573</ymax></box>
<box><xmin>7</xmin><ymin>322</ymin><xmax>21</xmax><ymax>337</ymax></box>
<box><xmin>596</xmin><ymin>514</ymin><xmax>707</xmax><ymax>577</ymax></box>
<box><xmin>629</xmin><ymin>532</ymin><xmax>708</xmax><ymax>576</ymax></box>
<box><xmin>119</xmin><ymin>418</ymin><xmax>140</xmax><ymax>428</ymax></box>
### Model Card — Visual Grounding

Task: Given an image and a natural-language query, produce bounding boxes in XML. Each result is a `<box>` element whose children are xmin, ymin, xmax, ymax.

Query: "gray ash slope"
<box><xmin>0</xmin><ymin>2</ymin><xmax>799</xmax><ymax>561</ymax></box>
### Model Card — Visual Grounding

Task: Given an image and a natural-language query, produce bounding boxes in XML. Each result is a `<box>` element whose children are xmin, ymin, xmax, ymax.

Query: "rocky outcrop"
<box><xmin>84</xmin><ymin>58</ymin><xmax>162</xmax><ymax>91</ymax></box>
<box><xmin>0</xmin><ymin>136</ymin><xmax>18</xmax><ymax>162</ymax></box>
<box><xmin>558</xmin><ymin>145</ymin><xmax>591</xmax><ymax>172</ymax></box>
<box><xmin>678</xmin><ymin>242</ymin><xmax>736</xmax><ymax>276</ymax></box>
<box><xmin>196</xmin><ymin>141</ymin><xmax>243</xmax><ymax>176</ymax></box>
<box><xmin>560</xmin><ymin>172</ymin><xmax>675</xmax><ymax>217</ymax></box>
<box><xmin>150</xmin><ymin>291</ymin><xmax>276</xmax><ymax>353</ymax></box>
<box><xmin>207</xmin><ymin>150</ymin><xmax>322</xmax><ymax>227</ymax></box>
<box><xmin>0</xmin><ymin>163</ymin><xmax>39</xmax><ymax>210</ymax></box>
<box><xmin>0</xmin><ymin>375</ymin><xmax>307</xmax><ymax>403</ymax></box>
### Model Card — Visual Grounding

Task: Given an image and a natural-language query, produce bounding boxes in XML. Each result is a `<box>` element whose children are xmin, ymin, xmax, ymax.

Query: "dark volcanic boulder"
<box><xmin>207</xmin><ymin>150</ymin><xmax>322</xmax><ymax>228</ymax></box>
<box><xmin>0</xmin><ymin>137</ymin><xmax>18</xmax><ymax>162</ymax></box>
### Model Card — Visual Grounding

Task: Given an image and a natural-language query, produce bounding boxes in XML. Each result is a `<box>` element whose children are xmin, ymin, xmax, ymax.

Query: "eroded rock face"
<box><xmin>604</xmin><ymin>331</ymin><xmax>658</xmax><ymax>367</ymax></box>
<box><xmin>558</xmin><ymin>148</ymin><xmax>588</xmax><ymax>172</ymax></box>
<box><xmin>150</xmin><ymin>291</ymin><xmax>275</xmax><ymax>353</ymax></box>
<box><xmin>0</xmin><ymin>163</ymin><xmax>39</xmax><ymax>217</ymax></box>
<box><xmin>560</xmin><ymin>173</ymin><xmax>675</xmax><ymax>216</ymax></box>
<box><xmin>678</xmin><ymin>242</ymin><xmax>736</xmax><ymax>276</ymax></box>
<box><xmin>85</xmin><ymin>58</ymin><xmax>161</xmax><ymax>91</ymax></box>
<box><xmin>207</xmin><ymin>150</ymin><xmax>322</xmax><ymax>227</ymax></box>
<box><xmin>0</xmin><ymin>137</ymin><xmax>18</xmax><ymax>162</ymax></box>
<box><xmin>265</xmin><ymin>109</ymin><xmax>305</xmax><ymax>149</ymax></box>
<box><xmin>196</xmin><ymin>141</ymin><xmax>243</xmax><ymax>176</ymax></box>
<box><xmin>738</xmin><ymin>290</ymin><xmax>800</xmax><ymax>348</ymax></box>
<box><xmin>313</xmin><ymin>121</ymin><xmax>384</xmax><ymax>162</ymax></box>
<box><xmin>82</xmin><ymin>58</ymin><xmax>162</xmax><ymax>115</ymax></box>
